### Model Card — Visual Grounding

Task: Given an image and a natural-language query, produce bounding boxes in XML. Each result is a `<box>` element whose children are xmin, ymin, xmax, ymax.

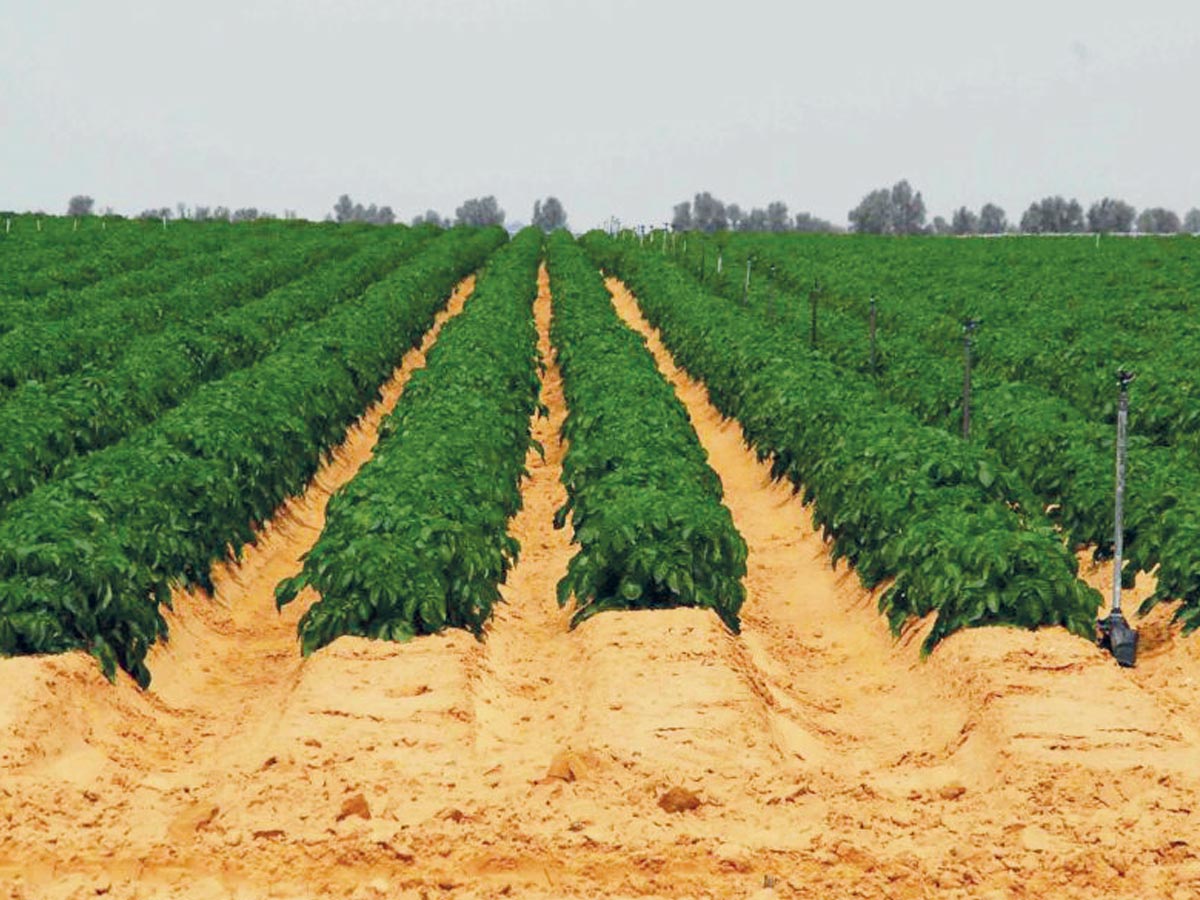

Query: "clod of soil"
<box><xmin>658</xmin><ymin>786</ymin><xmax>702</xmax><ymax>813</ymax></box>
<box><xmin>938</xmin><ymin>783</ymin><xmax>967</xmax><ymax>801</ymax></box>
<box><xmin>544</xmin><ymin>750</ymin><xmax>585</xmax><ymax>783</ymax></box>
<box><xmin>336</xmin><ymin>793</ymin><xmax>370</xmax><ymax>822</ymax></box>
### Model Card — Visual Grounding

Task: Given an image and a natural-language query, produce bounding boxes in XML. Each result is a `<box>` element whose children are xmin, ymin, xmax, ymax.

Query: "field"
<box><xmin>2</xmin><ymin>217</ymin><xmax>1200</xmax><ymax>899</ymax></box>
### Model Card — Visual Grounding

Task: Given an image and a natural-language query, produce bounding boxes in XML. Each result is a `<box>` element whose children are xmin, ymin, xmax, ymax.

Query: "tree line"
<box><xmin>845</xmin><ymin>182</ymin><xmax>1200</xmax><ymax>235</ymax></box>
<box><xmin>671</xmin><ymin>193</ymin><xmax>835</xmax><ymax>233</ymax></box>
<box><xmin>49</xmin><ymin>190</ymin><xmax>1200</xmax><ymax>235</ymax></box>
<box><xmin>58</xmin><ymin>194</ymin><xmax>569</xmax><ymax>232</ymax></box>
<box><xmin>668</xmin><ymin>185</ymin><xmax>1199</xmax><ymax>235</ymax></box>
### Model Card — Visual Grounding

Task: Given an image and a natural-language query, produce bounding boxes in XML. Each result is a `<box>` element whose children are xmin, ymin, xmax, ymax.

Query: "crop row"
<box><xmin>0</xmin><ymin>227</ymin><xmax>434</xmax><ymax>509</ymax></box>
<box><xmin>0</xmin><ymin>226</ymin><xmax>505</xmax><ymax>685</ymax></box>
<box><xmin>0</xmin><ymin>228</ymin><xmax>355</xmax><ymax>391</ymax></box>
<box><xmin>701</xmin><ymin>233</ymin><xmax>1200</xmax><ymax>453</ymax></box>
<box><xmin>548</xmin><ymin>232</ymin><xmax>747</xmax><ymax>631</ymax></box>
<box><xmin>0</xmin><ymin>231</ymin><xmax>241</xmax><ymax>334</ymax></box>
<box><xmin>0</xmin><ymin>218</ymin><xmax>239</xmax><ymax>306</ymax></box>
<box><xmin>700</xmin><ymin>234</ymin><xmax>1200</xmax><ymax>632</ymax></box>
<box><xmin>277</xmin><ymin>228</ymin><xmax>543</xmax><ymax>651</ymax></box>
<box><xmin>585</xmin><ymin>232</ymin><xmax>1100</xmax><ymax>651</ymax></box>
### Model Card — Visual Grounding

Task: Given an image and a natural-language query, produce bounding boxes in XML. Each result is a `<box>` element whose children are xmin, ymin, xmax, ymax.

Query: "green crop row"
<box><xmin>0</xmin><ymin>218</ymin><xmax>228</xmax><ymax>304</ymax></box>
<box><xmin>0</xmin><ymin>225</ymin><xmax>379</xmax><ymax>388</ymax></box>
<box><xmin>692</xmin><ymin>232</ymin><xmax>1200</xmax><ymax>454</ymax></box>
<box><xmin>0</xmin><ymin>229</ymin><xmax>354</xmax><ymax>391</ymax></box>
<box><xmin>277</xmin><ymin>228</ymin><xmax>543</xmax><ymax>652</ymax></box>
<box><xmin>0</xmin><ymin>230</ymin><xmax>242</xmax><ymax>334</ymax></box>
<box><xmin>584</xmin><ymin>232</ymin><xmax>1100</xmax><ymax>652</ymax></box>
<box><xmin>0</xmin><ymin>227</ymin><xmax>434</xmax><ymax>509</ymax></box>
<box><xmin>0</xmin><ymin>227</ymin><xmax>505</xmax><ymax>686</ymax></box>
<box><xmin>548</xmin><ymin>232</ymin><xmax>747</xmax><ymax>631</ymax></box>
<box><xmin>702</xmin><ymin>233</ymin><xmax>1200</xmax><ymax>633</ymax></box>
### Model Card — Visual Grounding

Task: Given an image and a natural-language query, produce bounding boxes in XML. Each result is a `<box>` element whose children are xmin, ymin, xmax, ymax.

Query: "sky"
<box><xmin>3</xmin><ymin>0</ymin><xmax>1199</xmax><ymax>229</ymax></box>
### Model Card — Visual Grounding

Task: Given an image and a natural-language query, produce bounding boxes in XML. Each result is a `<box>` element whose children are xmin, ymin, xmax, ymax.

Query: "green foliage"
<box><xmin>0</xmin><ymin>227</ymin><xmax>433</xmax><ymax>509</ymax></box>
<box><xmin>278</xmin><ymin>228</ymin><xmax>543</xmax><ymax>653</ymax></box>
<box><xmin>584</xmin><ymin>231</ymin><xmax>1100</xmax><ymax>653</ymax></box>
<box><xmin>0</xmin><ymin>227</ymin><xmax>505</xmax><ymax>685</ymax></box>
<box><xmin>0</xmin><ymin>217</ymin><xmax>241</xmax><ymax>312</ymax></box>
<box><xmin>697</xmin><ymin>233</ymin><xmax>1200</xmax><ymax>633</ymax></box>
<box><xmin>0</xmin><ymin>229</ymin><xmax>356</xmax><ymax>391</ymax></box>
<box><xmin>547</xmin><ymin>231</ymin><xmax>747</xmax><ymax>631</ymax></box>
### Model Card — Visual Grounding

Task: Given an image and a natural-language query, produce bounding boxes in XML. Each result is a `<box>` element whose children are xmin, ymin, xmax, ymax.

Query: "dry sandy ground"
<box><xmin>2</xmin><ymin>269</ymin><xmax>1200</xmax><ymax>899</ymax></box>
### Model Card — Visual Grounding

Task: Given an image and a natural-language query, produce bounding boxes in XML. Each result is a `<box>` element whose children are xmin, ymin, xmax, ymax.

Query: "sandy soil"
<box><xmin>1</xmin><ymin>270</ymin><xmax>1200</xmax><ymax>899</ymax></box>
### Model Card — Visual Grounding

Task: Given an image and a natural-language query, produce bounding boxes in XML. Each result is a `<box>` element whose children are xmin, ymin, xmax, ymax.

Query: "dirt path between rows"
<box><xmin>2</xmin><ymin>268</ymin><xmax>1200</xmax><ymax>899</ymax></box>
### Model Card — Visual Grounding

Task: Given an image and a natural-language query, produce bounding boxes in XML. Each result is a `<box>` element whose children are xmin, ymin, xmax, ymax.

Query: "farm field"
<box><xmin>3</xmin><ymin>220</ymin><xmax>1200</xmax><ymax>898</ymax></box>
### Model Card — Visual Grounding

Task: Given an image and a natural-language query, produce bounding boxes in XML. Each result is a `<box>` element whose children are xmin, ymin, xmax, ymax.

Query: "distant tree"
<box><xmin>951</xmin><ymin>206</ymin><xmax>979</xmax><ymax>235</ymax></box>
<box><xmin>176</xmin><ymin>202</ymin><xmax>190</xmax><ymax>221</ymax></box>
<box><xmin>765</xmin><ymin>201</ymin><xmax>790</xmax><ymax>233</ymax></box>
<box><xmin>332</xmin><ymin>194</ymin><xmax>397</xmax><ymax>225</ymax></box>
<box><xmin>848</xmin><ymin>188</ymin><xmax>893</xmax><ymax>234</ymax></box>
<box><xmin>978</xmin><ymin>203</ymin><xmax>1007</xmax><ymax>234</ymax></box>
<box><xmin>213</xmin><ymin>206</ymin><xmax>232</xmax><ymax>222</ymax></box>
<box><xmin>231</xmin><ymin>207</ymin><xmax>260</xmax><ymax>222</ymax></box>
<box><xmin>192</xmin><ymin>206</ymin><xmax>211</xmax><ymax>222</ymax></box>
<box><xmin>531</xmin><ymin>196</ymin><xmax>568</xmax><ymax>232</ymax></box>
<box><xmin>1137</xmin><ymin>207</ymin><xmax>1181</xmax><ymax>234</ymax></box>
<box><xmin>793</xmin><ymin>211</ymin><xmax>834</xmax><ymax>233</ymax></box>
<box><xmin>932</xmin><ymin>215</ymin><xmax>953</xmax><ymax>235</ymax></box>
<box><xmin>137</xmin><ymin>207</ymin><xmax>173</xmax><ymax>221</ymax></box>
<box><xmin>67</xmin><ymin>195</ymin><xmax>95</xmax><ymax>216</ymax></box>
<box><xmin>725</xmin><ymin>203</ymin><xmax>744</xmax><ymax>231</ymax></box>
<box><xmin>671</xmin><ymin>201</ymin><xmax>693</xmax><ymax>231</ymax></box>
<box><xmin>1020</xmin><ymin>196</ymin><xmax>1084</xmax><ymax>233</ymax></box>
<box><xmin>741</xmin><ymin>208</ymin><xmax>768</xmax><ymax>231</ymax></box>
<box><xmin>691</xmin><ymin>192</ymin><xmax>728</xmax><ymax>232</ymax></box>
<box><xmin>847</xmin><ymin>180</ymin><xmax>927</xmax><ymax>234</ymax></box>
<box><xmin>1184</xmin><ymin>208</ymin><xmax>1200</xmax><ymax>233</ymax></box>
<box><xmin>1087</xmin><ymin>198</ymin><xmax>1136</xmax><ymax>233</ymax></box>
<box><xmin>454</xmin><ymin>195</ymin><xmax>505</xmax><ymax>227</ymax></box>
<box><xmin>333</xmin><ymin>194</ymin><xmax>355</xmax><ymax>224</ymax></box>
<box><xmin>890</xmin><ymin>180</ymin><xmax>926</xmax><ymax>234</ymax></box>
<box><xmin>411</xmin><ymin>209</ymin><xmax>449</xmax><ymax>228</ymax></box>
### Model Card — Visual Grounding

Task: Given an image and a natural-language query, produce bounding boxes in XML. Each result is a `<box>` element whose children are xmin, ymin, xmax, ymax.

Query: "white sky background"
<box><xmin>2</xmin><ymin>0</ymin><xmax>1199</xmax><ymax>228</ymax></box>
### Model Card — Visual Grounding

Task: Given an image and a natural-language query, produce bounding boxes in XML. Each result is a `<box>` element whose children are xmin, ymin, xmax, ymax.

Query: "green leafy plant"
<box><xmin>0</xmin><ymin>226</ymin><xmax>505</xmax><ymax>686</ymax></box>
<box><xmin>277</xmin><ymin>228</ymin><xmax>543</xmax><ymax>653</ymax></box>
<box><xmin>0</xmin><ymin>226</ymin><xmax>435</xmax><ymax>509</ymax></box>
<box><xmin>697</xmin><ymin>232</ymin><xmax>1200</xmax><ymax>634</ymax></box>
<box><xmin>548</xmin><ymin>231</ymin><xmax>747</xmax><ymax>632</ymax></box>
<box><xmin>584</xmin><ymin>231</ymin><xmax>1100</xmax><ymax>653</ymax></box>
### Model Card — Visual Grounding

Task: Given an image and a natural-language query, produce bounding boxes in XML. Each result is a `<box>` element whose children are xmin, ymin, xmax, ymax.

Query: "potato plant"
<box><xmin>0</xmin><ymin>227</ymin><xmax>504</xmax><ymax>685</ymax></box>
<box><xmin>548</xmin><ymin>231</ymin><xmax>747</xmax><ymax>632</ymax></box>
<box><xmin>584</xmin><ymin>231</ymin><xmax>1099</xmax><ymax>653</ymax></box>
<box><xmin>0</xmin><ymin>226</ymin><xmax>434</xmax><ymax>509</ymax></box>
<box><xmin>277</xmin><ymin>227</ymin><xmax>543</xmax><ymax>651</ymax></box>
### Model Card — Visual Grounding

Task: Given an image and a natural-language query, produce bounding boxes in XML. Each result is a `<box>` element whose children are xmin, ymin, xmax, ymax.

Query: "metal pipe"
<box><xmin>1112</xmin><ymin>371</ymin><xmax>1135</xmax><ymax>613</ymax></box>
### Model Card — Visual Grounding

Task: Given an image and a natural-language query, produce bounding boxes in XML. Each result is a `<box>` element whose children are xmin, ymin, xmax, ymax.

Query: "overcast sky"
<box><xmin>3</xmin><ymin>0</ymin><xmax>1199</xmax><ymax>228</ymax></box>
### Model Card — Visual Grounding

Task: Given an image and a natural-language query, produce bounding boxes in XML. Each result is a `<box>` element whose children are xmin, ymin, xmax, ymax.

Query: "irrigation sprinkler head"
<box><xmin>1097</xmin><ymin>608</ymin><xmax>1139</xmax><ymax>667</ymax></box>
<box><xmin>963</xmin><ymin>317</ymin><xmax>981</xmax><ymax>334</ymax></box>
<box><xmin>1117</xmin><ymin>369</ymin><xmax>1136</xmax><ymax>388</ymax></box>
